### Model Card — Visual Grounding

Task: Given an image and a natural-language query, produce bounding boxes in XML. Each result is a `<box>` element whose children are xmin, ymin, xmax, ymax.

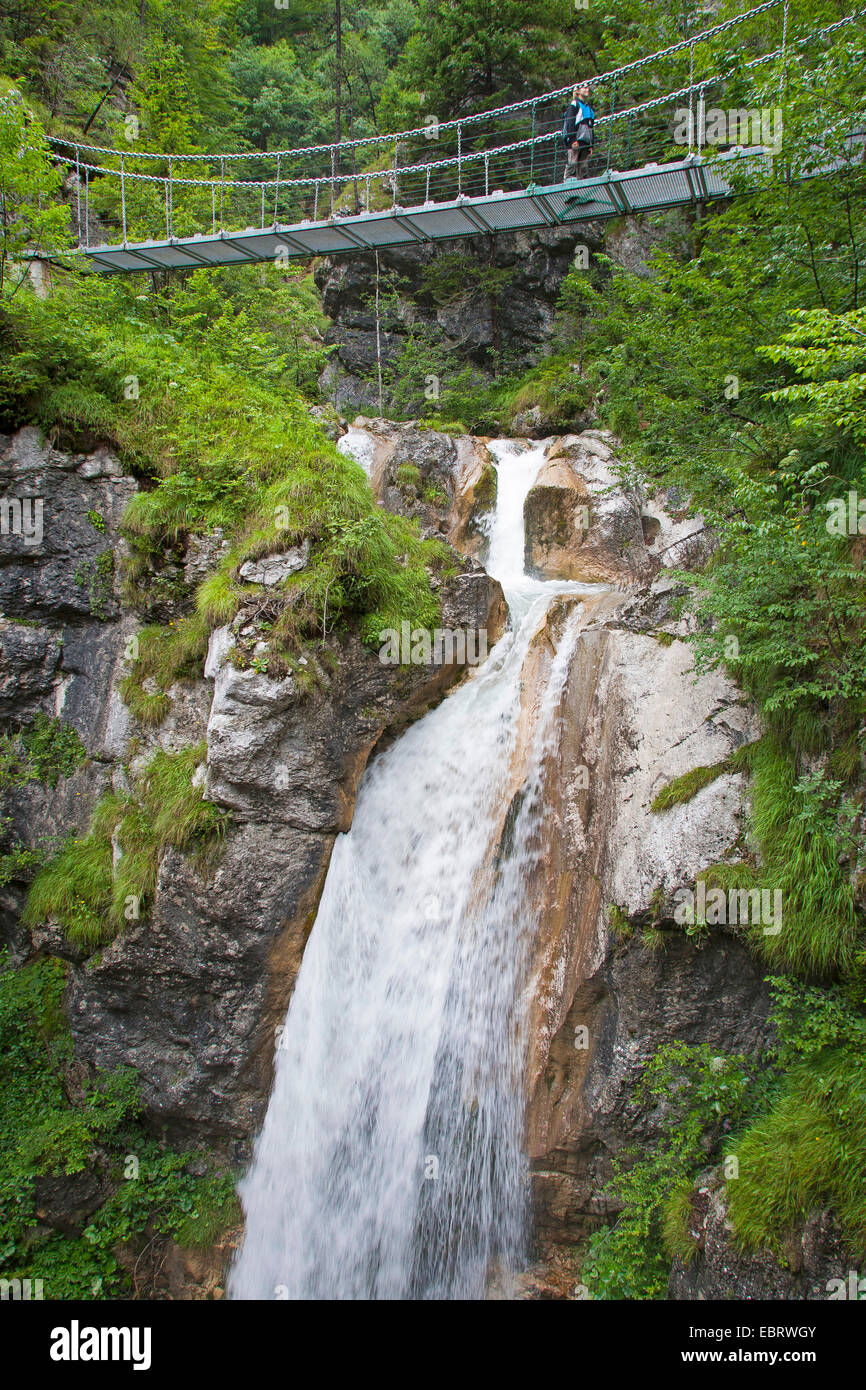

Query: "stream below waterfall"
<box><xmin>230</xmin><ymin>437</ymin><xmax>605</xmax><ymax>1300</ymax></box>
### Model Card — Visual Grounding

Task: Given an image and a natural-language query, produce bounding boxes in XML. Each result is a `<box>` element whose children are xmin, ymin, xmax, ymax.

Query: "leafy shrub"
<box><xmin>0</xmin><ymin>953</ymin><xmax>239</xmax><ymax>1299</ymax></box>
<box><xmin>0</xmin><ymin>714</ymin><xmax>87</xmax><ymax>789</ymax></box>
<box><xmin>583</xmin><ymin>1043</ymin><xmax>755</xmax><ymax>1299</ymax></box>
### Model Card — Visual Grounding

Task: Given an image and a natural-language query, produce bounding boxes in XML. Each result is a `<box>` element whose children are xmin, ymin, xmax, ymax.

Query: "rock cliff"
<box><xmin>315</xmin><ymin>227</ymin><xmax>604</xmax><ymax>415</ymax></box>
<box><xmin>2</xmin><ymin>413</ymin><xmax>817</xmax><ymax>1298</ymax></box>
<box><xmin>1</xmin><ymin>423</ymin><xmax>505</xmax><ymax>1144</ymax></box>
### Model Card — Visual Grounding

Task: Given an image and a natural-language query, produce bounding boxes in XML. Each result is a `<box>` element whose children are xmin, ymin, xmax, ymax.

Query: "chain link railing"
<box><xmin>48</xmin><ymin>1</ymin><xmax>863</xmax><ymax>253</ymax></box>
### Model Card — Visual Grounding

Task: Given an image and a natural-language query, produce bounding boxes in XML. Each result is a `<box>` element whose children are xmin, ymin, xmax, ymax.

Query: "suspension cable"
<box><xmin>49</xmin><ymin>7</ymin><xmax>864</xmax><ymax>217</ymax></box>
<box><xmin>688</xmin><ymin>41</ymin><xmax>695</xmax><ymax>157</ymax></box>
<box><xmin>374</xmin><ymin>248</ymin><xmax>383</xmax><ymax>416</ymax></box>
<box><xmin>75</xmin><ymin>147</ymin><xmax>82</xmax><ymax>246</ymax></box>
<box><xmin>47</xmin><ymin>0</ymin><xmax>789</xmax><ymax>167</ymax></box>
<box><xmin>120</xmin><ymin>152</ymin><xmax>127</xmax><ymax>242</ymax></box>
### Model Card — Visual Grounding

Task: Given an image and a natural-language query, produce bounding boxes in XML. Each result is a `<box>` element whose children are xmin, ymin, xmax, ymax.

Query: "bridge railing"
<box><xmin>46</xmin><ymin>0</ymin><xmax>864</xmax><ymax>254</ymax></box>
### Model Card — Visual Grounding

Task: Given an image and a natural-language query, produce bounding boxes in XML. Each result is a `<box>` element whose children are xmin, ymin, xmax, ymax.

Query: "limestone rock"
<box><xmin>203</xmin><ymin>560</ymin><xmax>506</xmax><ymax>830</ymax></box>
<box><xmin>524</xmin><ymin>432</ymin><xmax>656</xmax><ymax>585</ymax></box>
<box><xmin>512</xmin><ymin>405</ymin><xmax>544</xmax><ymax>438</ymax></box>
<box><xmin>0</xmin><ymin>620</ymin><xmax>62</xmax><ymax>719</ymax></box>
<box><xmin>315</xmin><ymin>225</ymin><xmax>607</xmax><ymax>414</ymax></box>
<box><xmin>237</xmin><ymin>543</ymin><xmax>311</xmax><ymax>587</ymax></box>
<box><xmin>0</xmin><ymin>426</ymin><xmax>135</xmax><ymax>622</ymax></box>
<box><xmin>668</xmin><ymin>1184</ymin><xmax>849</xmax><ymax>1301</ymax></box>
<box><xmin>68</xmin><ymin>824</ymin><xmax>330</xmax><ymax>1137</ymax></box>
<box><xmin>338</xmin><ymin>418</ymin><xmax>498</xmax><ymax>558</ymax></box>
<box><xmin>522</xmin><ymin>455</ymin><xmax>592</xmax><ymax>578</ymax></box>
<box><xmin>33</xmin><ymin>1167</ymin><xmax>110</xmax><ymax>1234</ymax></box>
<box><xmin>183</xmin><ymin>530</ymin><xmax>230</xmax><ymax>589</ymax></box>
<box><xmin>512</xmin><ymin>586</ymin><xmax>765</xmax><ymax>1260</ymax></box>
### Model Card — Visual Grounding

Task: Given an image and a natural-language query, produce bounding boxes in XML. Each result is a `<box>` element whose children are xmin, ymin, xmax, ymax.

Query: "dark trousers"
<box><xmin>566</xmin><ymin>141</ymin><xmax>592</xmax><ymax>175</ymax></box>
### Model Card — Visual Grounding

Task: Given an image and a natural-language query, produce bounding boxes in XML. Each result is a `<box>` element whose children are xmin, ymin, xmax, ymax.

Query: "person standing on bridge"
<box><xmin>563</xmin><ymin>82</ymin><xmax>595</xmax><ymax>178</ymax></box>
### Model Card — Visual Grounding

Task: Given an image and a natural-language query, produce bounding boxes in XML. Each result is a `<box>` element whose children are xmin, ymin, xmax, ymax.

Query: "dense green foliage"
<box><xmin>583</xmin><ymin>1042</ymin><xmax>758</xmax><ymax>1298</ymax></box>
<box><xmin>507</xmin><ymin>4</ymin><xmax>866</xmax><ymax>1298</ymax></box>
<box><xmin>0</xmin><ymin>713</ymin><xmax>87</xmax><ymax>790</ymax></box>
<box><xmin>0</xmin><ymin>954</ymin><xmax>239</xmax><ymax>1298</ymax></box>
<box><xmin>0</xmin><ymin>265</ymin><xmax>450</xmax><ymax>685</ymax></box>
<box><xmin>585</xmin><ymin>983</ymin><xmax>866</xmax><ymax>1298</ymax></box>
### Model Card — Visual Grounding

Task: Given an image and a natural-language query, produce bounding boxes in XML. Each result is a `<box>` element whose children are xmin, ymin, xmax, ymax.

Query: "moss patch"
<box><xmin>23</xmin><ymin>744</ymin><xmax>227</xmax><ymax>947</ymax></box>
<box><xmin>650</xmin><ymin>756</ymin><xmax>737</xmax><ymax>812</ymax></box>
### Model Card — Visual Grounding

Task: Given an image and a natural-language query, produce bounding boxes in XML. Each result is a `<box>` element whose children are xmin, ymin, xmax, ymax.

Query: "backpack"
<box><xmin>562</xmin><ymin>103</ymin><xmax>594</xmax><ymax>148</ymax></box>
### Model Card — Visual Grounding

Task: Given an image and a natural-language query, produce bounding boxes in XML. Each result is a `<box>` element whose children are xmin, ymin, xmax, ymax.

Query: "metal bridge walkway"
<box><xmin>77</xmin><ymin>149</ymin><xmax>765</xmax><ymax>276</ymax></box>
<box><xmin>49</xmin><ymin>2</ymin><xmax>862</xmax><ymax>277</ymax></box>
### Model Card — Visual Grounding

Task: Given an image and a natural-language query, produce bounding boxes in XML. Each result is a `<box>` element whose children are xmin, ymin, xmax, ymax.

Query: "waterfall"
<box><xmin>230</xmin><ymin>438</ymin><xmax>601</xmax><ymax>1300</ymax></box>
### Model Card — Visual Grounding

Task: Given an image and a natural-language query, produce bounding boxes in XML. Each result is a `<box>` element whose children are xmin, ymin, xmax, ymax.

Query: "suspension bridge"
<box><xmin>48</xmin><ymin>0</ymin><xmax>862</xmax><ymax>276</ymax></box>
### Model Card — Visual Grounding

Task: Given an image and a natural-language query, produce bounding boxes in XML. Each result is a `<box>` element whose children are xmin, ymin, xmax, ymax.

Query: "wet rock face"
<box><xmin>529</xmin><ymin>930</ymin><xmax>773</xmax><ymax>1251</ymax></box>
<box><xmin>524</xmin><ymin>432</ymin><xmax>657</xmax><ymax>585</ymax></box>
<box><xmin>33</xmin><ymin>1167</ymin><xmax>111</xmax><ymax>1235</ymax></box>
<box><xmin>67</xmin><ymin>825</ymin><xmax>328</xmax><ymax>1140</ymax></box>
<box><xmin>0</xmin><ymin>621</ymin><xmax>63</xmax><ymax>720</ymax></box>
<box><xmin>69</xmin><ymin>555</ymin><xmax>505</xmax><ymax>1139</ymax></box>
<box><xmin>338</xmin><ymin>417</ymin><xmax>499</xmax><ymax>559</ymax></box>
<box><xmin>523</xmin><ymin>456</ymin><xmax>591</xmax><ymax>577</ymax></box>
<box><xmin>517</xmin><ymin>583</ymin><xmax>767</xmax><ymax>1258</ymax></box>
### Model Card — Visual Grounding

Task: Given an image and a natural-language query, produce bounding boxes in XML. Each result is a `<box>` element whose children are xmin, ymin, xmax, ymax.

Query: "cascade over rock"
<box><xmin>228</xmin><ymin>433</ymin><xmax>770</xmax><ymax>1299</ymax></box>
<box><xmin>4</xmin><ymin>417</ymin><xmax>836</xmax><ymax>1299</ymax></box>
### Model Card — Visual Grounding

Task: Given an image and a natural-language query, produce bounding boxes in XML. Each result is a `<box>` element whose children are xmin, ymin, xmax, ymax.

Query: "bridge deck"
<box><xmin>79</xmin><ymin>148</ymin><xmax>767</xmax><ymax>275</ymax></box>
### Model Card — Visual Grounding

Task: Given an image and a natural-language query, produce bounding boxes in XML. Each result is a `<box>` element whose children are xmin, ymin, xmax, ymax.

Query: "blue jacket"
<box><xmin>563</xmin><ymin>98</ymin><xmax>595</xmax><ymax>147</ymax></box>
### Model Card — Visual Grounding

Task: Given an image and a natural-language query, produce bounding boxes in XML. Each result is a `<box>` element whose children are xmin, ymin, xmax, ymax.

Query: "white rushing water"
<box><xmin>231</xmin><ymin>438</ymin><xmax>599</xmax><ymax>1300</ymax></box>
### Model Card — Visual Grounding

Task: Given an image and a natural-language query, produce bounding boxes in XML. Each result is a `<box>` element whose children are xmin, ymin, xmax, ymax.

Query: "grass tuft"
<box><xmin>651</xmin><ymin>757</ymin><xmax>736</xmax><ymax>812</ymax></box>
<box><xmin>727</xmin><ymin>1049</ymin><xmax>866</xmax><ymax>1257</ymax></box>
<box><xmin>23</xmin><ymin>745</ymin><xmax>227</xmax><ymax>947</ymax></box>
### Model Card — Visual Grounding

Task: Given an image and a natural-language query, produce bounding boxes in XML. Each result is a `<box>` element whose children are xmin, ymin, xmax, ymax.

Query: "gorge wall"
<box><xmin>315</xmin><ymin>213</ymin><xmax>691</xmax><ymax>419</ymax></box>
<box><xmin>2</xmin><ymin>406</ymin><xmax>793</xmax><ymax>1294</ymax></box>
<box><xmin>1</xmin><ymin>216</ymin><xmax>834</xmax><ymax>1300</ymax></box>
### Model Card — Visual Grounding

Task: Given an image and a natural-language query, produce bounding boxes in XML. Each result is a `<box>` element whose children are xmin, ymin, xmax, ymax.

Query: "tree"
<box><xmin>0</xmin><ymin>90</ymin><xmax>69</xmax><ymax>295</ymax></box>
<box><xmin>399</xmin><ymin>0</ymin><xmax>596</xmax><ymax>117</ymax></box>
